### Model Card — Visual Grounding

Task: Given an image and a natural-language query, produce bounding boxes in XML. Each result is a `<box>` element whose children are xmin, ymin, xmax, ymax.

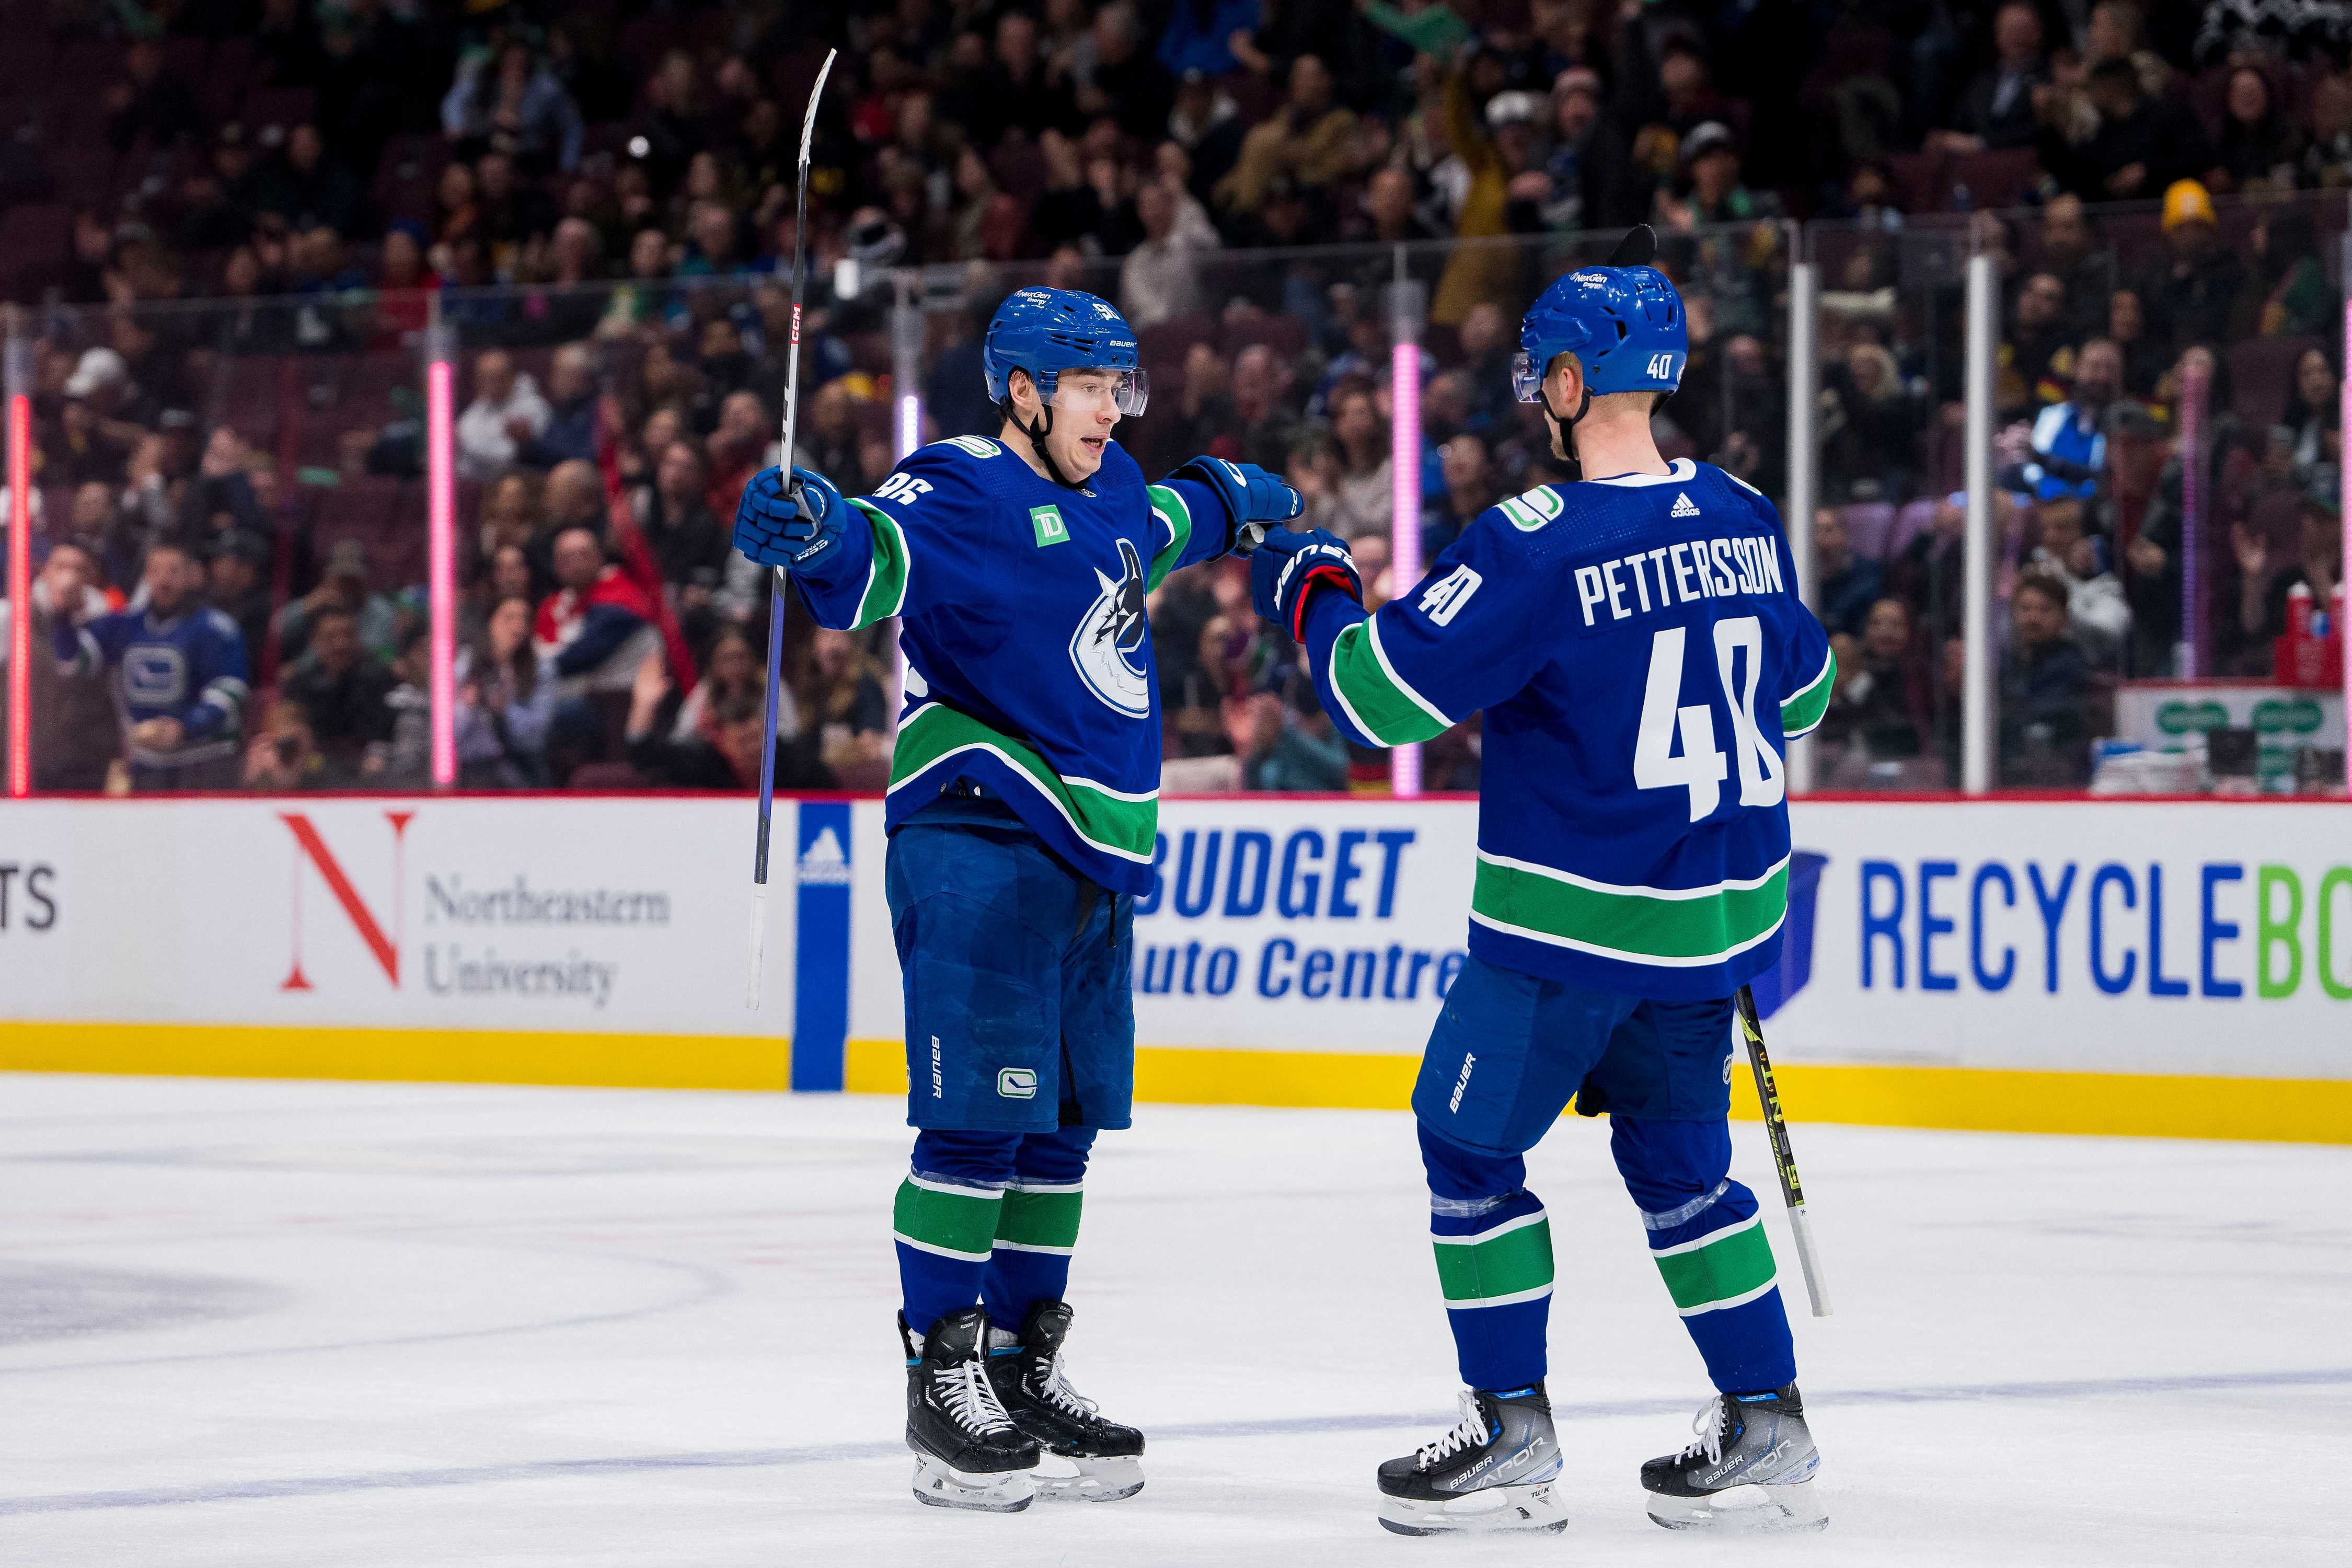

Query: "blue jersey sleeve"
<box><xmin>1295</xmin><ymin>511</ymin><xmax>1553</xmax><ymax>750</ymax></box>
<box><xmin>183</xmin><ymin>609</ymin><xmax>251</xmax><ymax>738</ymax></box>
<box><xmin>791</xmin><ymin>445</ymin><xmax>989</xmax><ymax>631</ymax></box>
<box><xmin>1758</xmin><ymin>507</ymin><xmax>1835</xmax><ymax>739</ymax></box>
<box><xmin>1143</xmin><ymin>478</ymin><xmax>1231</xmax><ymax>587</ymax></box>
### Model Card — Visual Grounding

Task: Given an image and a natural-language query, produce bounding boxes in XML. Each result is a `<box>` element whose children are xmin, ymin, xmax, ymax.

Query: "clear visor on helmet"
<box><xmin>1044</xmin><ymin>367</ymin><xmax>1150</xmax><ymax>417</ymax></box>
<box><xmin>1511</xmin><ymin>351</ymin><xmax>1545</xmax><ymax>403</ymax></box>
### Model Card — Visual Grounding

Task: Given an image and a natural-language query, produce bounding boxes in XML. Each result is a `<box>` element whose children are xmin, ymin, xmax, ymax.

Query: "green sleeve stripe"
<box><xmin>1329</xmin><ymin>619</ymin><xmax>1450</xmax><ymax>746</ymax></box>
<box><xmin>1654</xmin><ymin>1215</ymin><xmax>1778</xmax><ymax>1313</ymax></box>
<box><xmin>1146</xmin><ymin>484</ymin><xmax>1193</xmax><ymax>590</ymax></box>
<box><xmin>887</xmin><ymin>702</ymin><xmax>1159</xmax><ymax>862</ymax></box>
<box><xmin>996</xmin><ymin>1187</ymin><xmax>1084</xmax><ymax>1253</ymax></box>
<box><xmin>1780</xmin><ymin>647</ymin><xmax>1835</xmax><ymax>739</ymax></box>
<box><xmin>1432</xmin><ymin>1213</ymin><xmax>1554</xmax><ymax>1307</ymax></box>
<box><xmin>893</xmin><ymin>1177</ymin><xmax>1001</xmax><ymax>1261</ymax></box>
<box><xmin>848</xmin><ymin>499</ymin><xmax>912</xmax><ymax>629</ymax></box>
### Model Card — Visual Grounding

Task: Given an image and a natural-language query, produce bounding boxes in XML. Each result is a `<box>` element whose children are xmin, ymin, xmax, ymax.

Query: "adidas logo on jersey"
<box><xmin>1670</xmin><ymin>492</ymin><xmax>1702</xmax><ymax>518</ymax></box>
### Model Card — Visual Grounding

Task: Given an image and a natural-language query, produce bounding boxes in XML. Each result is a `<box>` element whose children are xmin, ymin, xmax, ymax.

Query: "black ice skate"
<box><xmin>901</xmin><ymin>1308</ymin><xmax>1040</xmax><ymax>1511</ymax></box>
<box><xmin>1641</xmin><ymin>1385</ymin><xmax>1826</xmax><ymax>1531</ymax></box>
<box><xmin>985</xmin><ymin>1299</ymin><xmax>1145</xmax><ymax>1502</ymax></box>
<box><xmin>1375</xmin><ymin>1384</ymin><xmax>1569</xmax><ymax>1536</ymax></box>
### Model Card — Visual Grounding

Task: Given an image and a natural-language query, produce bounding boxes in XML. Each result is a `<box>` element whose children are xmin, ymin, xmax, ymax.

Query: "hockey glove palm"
<box><xmin>1250</xmin><ymin>527</ymin><xmax>1363</xmax><ymax>642</ymax></box>
<box><xmin>733</xmin><ymin>465</ymin><xmax>847</xmax><ymax>570</ymax></box>
<box><xmin>1168</xmin><ymin>456</ymin><xmax>1304</xmax><ymax>551</ymax></box>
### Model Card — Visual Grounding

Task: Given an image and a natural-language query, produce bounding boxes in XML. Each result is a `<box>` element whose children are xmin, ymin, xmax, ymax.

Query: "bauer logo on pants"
<box><xmin>997</xmin><ymin>1067</ymin><xmax>1037</xmax><ymax>1100</ymax></box>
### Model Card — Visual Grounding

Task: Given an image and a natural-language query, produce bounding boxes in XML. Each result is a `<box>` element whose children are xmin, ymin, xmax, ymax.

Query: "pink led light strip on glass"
<box><xmin>1389</xmin><ymin>340</ymin><xmax>1422</xmax><ymax>798</ymax></box>
<box><xmin>426</xmin><ymin>356</ymin><xmax>456</xmax><ymax>787</ymax></box>
<box><xmin>6</xmin><ymin>393</ymin><xmax>28</xmax><ymax>799</ymax></box>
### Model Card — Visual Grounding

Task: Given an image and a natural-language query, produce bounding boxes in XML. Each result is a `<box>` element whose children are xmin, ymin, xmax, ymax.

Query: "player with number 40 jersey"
<box><xmin>1250</xmin><ymin>228</ymin><xmax>1835</xmax><ymax>1538</ymax></box>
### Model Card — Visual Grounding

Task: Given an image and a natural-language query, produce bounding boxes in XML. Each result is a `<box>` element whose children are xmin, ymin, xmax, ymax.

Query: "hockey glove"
<box><xmin>1167</xmin><ymin>456</ymin><xmax>1304</xmax><ymax>549</ymax></box>
<box><xmin>1250</xmin><ymin>527</ymin><xmax>1363</xmax><ymax>643</ymax></box>
<box><xmin>733</xmin><ymin>464</ymin><xmax>847</xmax><ymax>570</ymax></box>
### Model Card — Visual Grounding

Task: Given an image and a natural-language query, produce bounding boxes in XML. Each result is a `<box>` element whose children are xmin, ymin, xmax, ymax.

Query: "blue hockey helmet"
<box><xmin>1514</xmin><ymin>234</ymin><xmax>1686</xmax><ymax>405</ymax></box>
<box><xmin>983</xmin><ymin>287</ymin><xmax>1149</xmax><ymax>416</ymax></box>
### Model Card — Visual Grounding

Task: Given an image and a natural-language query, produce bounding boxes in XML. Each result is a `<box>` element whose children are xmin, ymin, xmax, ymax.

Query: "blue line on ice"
<box><xmin>3</xmin><ymin>1365</ymin><xmax>2345</xmax><ymax>1517</ymax></box>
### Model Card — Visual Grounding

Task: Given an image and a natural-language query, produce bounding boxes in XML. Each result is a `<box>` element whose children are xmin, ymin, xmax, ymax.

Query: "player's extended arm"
<box><xmin>1148</xmin><ymin>457</ymin><xmax>1303</xmax><ymax>589</ymax></box>
<box><xmin>1254</xmin><ymin>524</ymin><xmax>1549</xmax><ymax>750</ymax></box>
<box><xmin>1769</xmin><ymin>533</ymin><xmax>1835</xmax><ymax>743</ymax></box>
<box><xmin>1774</xmin><ymin>540</ymin><xmax>1837</xmax><ymax>741</ymax></box>
<box><xmin>732</xmin><ymin>463</ymin><xmax>902</xmax><ymax>631</ymax></box>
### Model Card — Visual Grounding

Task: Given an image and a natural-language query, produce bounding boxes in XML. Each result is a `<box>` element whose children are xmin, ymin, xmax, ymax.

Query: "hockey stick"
<box><xmin>747</xmin><ymin>47</ymin><xmax>838</xmax><ymax>1011</ymax></box>
<box><xmin>1734</xmin><ymin>984</ymin><xmax>1832</xmax><ymax>1318</ymax></box>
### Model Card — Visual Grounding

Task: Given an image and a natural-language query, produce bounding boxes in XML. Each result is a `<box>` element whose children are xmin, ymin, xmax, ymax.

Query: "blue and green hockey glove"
<box><xmin>733</xmin><ymin>464</ymin><xmax>846</xmax><ymax>569</ymax></box>
<box><xmin>1167</xmin><ymin>455</ymin><xmax>1304</xmax><ymax>551</ymax></box>
<box><xmin>1250</xmin><ymin>526</ymin><xmax>1363</xmax><ymax>642</ymax></box>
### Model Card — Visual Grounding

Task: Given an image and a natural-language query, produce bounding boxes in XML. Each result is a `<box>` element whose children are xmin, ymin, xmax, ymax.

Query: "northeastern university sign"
<box><xmin>277</xmin><ymin>808</ymin><xmax>678</xmax><ymax>1012</ymax></box>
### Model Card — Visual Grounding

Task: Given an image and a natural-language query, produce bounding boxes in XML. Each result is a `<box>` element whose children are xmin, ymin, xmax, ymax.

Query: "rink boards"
<box><xmin>0</xmin><ymin>794</ymin><xmax>2346</xmax><ymax>1143</ymax></box>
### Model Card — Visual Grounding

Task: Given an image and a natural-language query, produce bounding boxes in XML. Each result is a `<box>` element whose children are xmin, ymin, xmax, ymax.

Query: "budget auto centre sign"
<box><xmin>0</xmin><ymin>795</ymin><xmax>2345</xmax><ymax>1093</ymax></box>
<box><xmin>1055</xmin><ymin>797</ymin><xmax>2351</xmax><ymax>1081</ymax></box>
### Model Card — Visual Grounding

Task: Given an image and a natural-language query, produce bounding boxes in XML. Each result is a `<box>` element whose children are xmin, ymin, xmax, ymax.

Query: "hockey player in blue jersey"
<box><xmin>1251</xmin><ymin>230</ymin><xmax>1835</xmax><ymax>1536</ymax></box>
<box><xmin>732</xmin><ymin>287</ymin><xmax>1300</xmax><ymax>1512</ymax></box>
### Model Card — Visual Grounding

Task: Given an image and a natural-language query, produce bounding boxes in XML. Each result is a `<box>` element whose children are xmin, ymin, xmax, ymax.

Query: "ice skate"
<box><xmin>1375</xmin><ymin>1385</ymin><xmax>1569</xmax><ymax>1536</ymax></box>
<box><xmin>985</xmin><ymin>1299</ymin><xmax>1145</xmax><ymax>1502</ymax></box>
<box><xmin>1641</xmin><ymin>1385</ymin><xmax>1826</xmax><ymax>1531</ymax></box>
<box><xmin>902</xmin><ymin>1308</ymin><xmax>1040</xmax><ymax>1511</ymax></box>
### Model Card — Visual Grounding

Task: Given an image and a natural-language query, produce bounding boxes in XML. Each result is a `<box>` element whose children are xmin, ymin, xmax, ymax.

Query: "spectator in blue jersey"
<box><xmin>66</xmin><ymin>542</ymin><xmax>250</xmax><ymax>791</ymax></box>
<box><xmin>2020</xmin><ymin>338</ymin><xmax>2120</xmax><ymax>500</ymax></box>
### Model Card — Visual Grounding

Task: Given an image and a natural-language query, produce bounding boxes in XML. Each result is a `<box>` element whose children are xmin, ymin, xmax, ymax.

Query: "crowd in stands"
<box><xmin>3</xmin><ymin>1</ymin><xmax>2349</xmax><ymax>794</ymax></box>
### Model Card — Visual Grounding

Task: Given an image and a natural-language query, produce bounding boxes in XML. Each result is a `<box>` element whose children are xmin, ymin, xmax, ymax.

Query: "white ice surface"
<box><xmin>0</xmin><ymin>1075</ymin><xmax>2344</xmax><ymax>1567</ymax></box>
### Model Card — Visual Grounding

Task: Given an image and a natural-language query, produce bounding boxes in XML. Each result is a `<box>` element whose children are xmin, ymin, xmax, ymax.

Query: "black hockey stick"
<box><xmin>747</xmin><ymin>47</ymin><xmax>838</xmax><ymax>1010</ymax></box>
<box><xmin>1735</xmin><ymin>984</ymin><xmax>1832</xmax><ymax>1318</ymax></box>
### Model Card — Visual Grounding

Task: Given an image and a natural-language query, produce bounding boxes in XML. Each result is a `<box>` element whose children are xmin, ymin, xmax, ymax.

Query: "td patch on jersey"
<box><xmin>1069</xmin><ymin>537</ymin><xmax>1150</xmax><ymax>718</ymax></box>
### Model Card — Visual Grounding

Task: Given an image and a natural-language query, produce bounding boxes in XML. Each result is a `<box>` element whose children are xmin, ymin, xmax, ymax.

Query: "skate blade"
<box><xmin>909</xmin><ymin>1453</ymin><xmax>1037</xmax><ymax>1513</ymax></box>
<box><xmin>1645</xmin><ymin>1478</ymin><xmax>1828</xmax><ymax>1532</ymax></box>
<box><xmin>1033</xmin><ymin>1453</ymin><xmax>1145</xmax><ymax>1503</ymax></box>
<box><xmin>1376</xmin><ymin>1481</ymin><xmax>1569</xmax><ymax>1537</ymax></box>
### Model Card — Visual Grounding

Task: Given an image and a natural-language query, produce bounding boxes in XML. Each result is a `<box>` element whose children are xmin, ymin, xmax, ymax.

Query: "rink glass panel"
<box><xmin>8</xmin><ymin>210</ymin><xmax>2342</xmax><ymax>799</ymax></box>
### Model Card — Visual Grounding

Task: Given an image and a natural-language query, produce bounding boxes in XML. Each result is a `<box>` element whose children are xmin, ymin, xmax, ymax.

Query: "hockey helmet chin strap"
<box><xmin>1005</xmin><ymin>373</ymin><xmax>1085</xmax><ymax>490</ymax></box>
<box><xmin>1542</xmin><ymin>372</ymin><xmax>1593</xmax><ymax>480</ymax></box>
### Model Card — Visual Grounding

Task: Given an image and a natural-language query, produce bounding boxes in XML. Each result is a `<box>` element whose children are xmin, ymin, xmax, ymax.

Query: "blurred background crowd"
<box><xmin>0</xmin><ymin>0</ymin><xmax>2345</xmax><ymax>795</ymax></box>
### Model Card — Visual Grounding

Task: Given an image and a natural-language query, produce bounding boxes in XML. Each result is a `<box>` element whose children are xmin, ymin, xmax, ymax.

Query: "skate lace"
<box><xmin>1033</xmin><ymin>1349</ymin><xmax>1100</xmax><ymax>1422</ymax></box>
<box><xmin>1677</xmin><ymin>1396</ymin><xmax>1730</xmax><ymax>1466</ymax></box>
<box><xmin>933</xmin><ymin>1356</ymin><xmax>1018</xmax><ymax>1437</ymax></box>
<box><xmin>1416</xmin><ymin>1391</ymin><xmax>1492</xmax><ymax>1470</ymax></box>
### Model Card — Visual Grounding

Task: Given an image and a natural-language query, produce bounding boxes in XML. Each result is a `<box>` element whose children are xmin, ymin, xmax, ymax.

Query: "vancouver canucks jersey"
<box><xmin>790</xmin><ymin>435</ymin><xmax>1233</xmax><ymax>894</ymax></box>
<box><xmin>1297</xmin><ymin>458</ymin><xmax>1834</xmax><ymax>1000</ymax></box>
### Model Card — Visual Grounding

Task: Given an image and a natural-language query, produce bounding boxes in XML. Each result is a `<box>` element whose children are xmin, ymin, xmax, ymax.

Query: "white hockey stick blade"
<box><xmin>1788</xmin><ymin>1203</ymin><xmax>1831</xmax><ymax>1317</ymax></box>
<box><xmin>745</xmin><ymin>884</ymin><xmax>770</xmax><ymax>1010</ymax></box>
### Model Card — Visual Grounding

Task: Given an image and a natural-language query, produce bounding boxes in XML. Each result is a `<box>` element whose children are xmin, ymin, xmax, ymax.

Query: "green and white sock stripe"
<box><xmin>844</xmin><ymin>499</ymin><xmax>913</xmax><ymax>629</ymax></box>
<box><xmin>1779</xmin><ymin>647</ymin><xmax>1836</xmax><ymax>740</ymax></box>
<box><xmin>887</xmin><ymin>702</ymin><xmax>1158</xmax><ymax>862</ymax></box>
<box><xmin>1328</xmin><ymin>617</ymin><xmax>1452</xmax><ymax>746</ymax></box>
<box><xmin>994</xmin><ymin>1181</ymin><xmax>1084</xmax><ymax>1256</ymax></box>
<box><xmin>1145</xmin><ymin>485</ymin><xmax>1193</xmax><ymax>590</ymax></box>
<box><xmin>1469</xmin><ymin>850</ymin><xmax>1789</xmax><ymax>968</ymax></box>
<box><xmin>1652</xmin><ymin>1212</ymin><xmax>1780</xmax><ymax>1317</ymax></box>
<box><xmin>892</xmin><ymin>1173</ymin><xmax>1004</xmax><ymax>1263</ymax></box>
<box><xmin>1432</xmin><ymin>1209</ymin><xmax>1555</xmax><ymax>1309</ymax></box>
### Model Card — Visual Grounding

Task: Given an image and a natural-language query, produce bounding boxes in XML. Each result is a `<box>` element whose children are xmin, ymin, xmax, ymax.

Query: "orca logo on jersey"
<box><xmin>1069</xmin><ymin>536</ymin><xmax>1151</xmax><ymax>718</ymax></box>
